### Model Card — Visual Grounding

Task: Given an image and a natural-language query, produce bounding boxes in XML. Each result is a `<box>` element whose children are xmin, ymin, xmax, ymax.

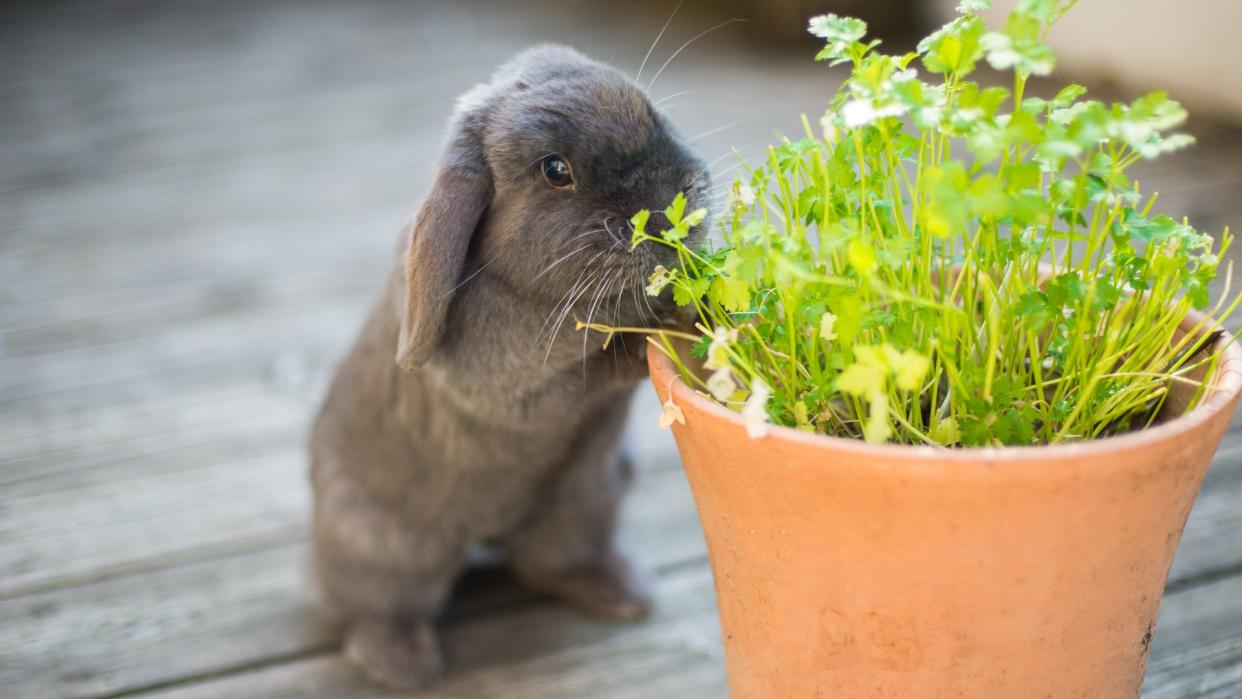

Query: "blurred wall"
<box><xmin>931</xmin><ymin>0</ymin><xmax>1242</xmax><ymax>121</ymax></box>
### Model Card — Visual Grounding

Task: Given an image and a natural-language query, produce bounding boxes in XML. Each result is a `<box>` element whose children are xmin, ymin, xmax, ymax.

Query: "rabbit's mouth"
<box><xmin>619</xmin><ymin>257</ymin><xmax>692</xmax><ymax>328</ymax></box>
<box><xmin>619</xmin><ymin>205</ymin><xmax>712</xmax><ymax>326</ymax></box>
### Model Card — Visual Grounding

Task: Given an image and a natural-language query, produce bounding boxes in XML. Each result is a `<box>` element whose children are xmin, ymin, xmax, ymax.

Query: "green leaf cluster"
<box><xmin>627</xmin><ymin>0</ymin><xmax>1238</xmax><ymax>447</ymax></box>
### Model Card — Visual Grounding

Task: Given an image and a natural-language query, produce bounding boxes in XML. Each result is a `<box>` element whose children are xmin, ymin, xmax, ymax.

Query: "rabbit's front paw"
<box><xmin>344</xmin><ymin>618</ymin><xmax>444</xmax><ymax>690</ymax></box>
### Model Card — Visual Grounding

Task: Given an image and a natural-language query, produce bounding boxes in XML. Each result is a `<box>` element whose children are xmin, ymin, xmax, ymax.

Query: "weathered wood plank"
<box><xmin>1144</xmin><ymin>573</ymin><xmax>1242</xmax><ymax>697</ymax></box>
<box><xmin>0</xmin><ymin>382</ymin><xmax>310</xmax><ymax>486</ymax></box>
<box><xmin>6</xmin><ymin>521</ymin><xmax>1232</xmax><ymax>699</ymax></box>
<box><xmin>0</xmin><ymin>297</ymin><xmax>364</xmax><ymax>405</ymax></box>
<box><xmin>1168</xmin><ymin>443</ymin><xmax>1242</xmax><ymax>587</ymax></box>
<box><xmin>0</xmin><ymin>418</ymin><xmax>691</xmax><ymax>599</ymax></box>
<box><xmin>136</xmin><ymin>586</ymin><xmax>724</xmax><ymax>699</ymax></box>
<box><xmin>0</xmin><ymin>259</ymin><xmax>385</xmax><ymax>357</ymax></box>
<box><xmin>117</xmin><ymin>573</ymin><xmax>1242</xmax><ymax>699</ymax></box>
<box><xmin>0</xmin><ymin>362</ymin><xmax>676</xmax><ymax>484</ymax></box>
<box><xmin>0</xmin><ymin>342</ymin><xmax>330</xmax><ymax>459</ymax></box>
<box><xmin>0</xmin><ymin>544</ymin><xmax>333</xmax><ymax>699</ymax></box>
<box><xmin>0</xmin><ymin>449</ymin><xmax>308</xmax><ymax>599</ymax></box>
<box><xmin>0</xmin><ymin>545</ymin><xmax>718</xmax><ymax>699</ymax></box>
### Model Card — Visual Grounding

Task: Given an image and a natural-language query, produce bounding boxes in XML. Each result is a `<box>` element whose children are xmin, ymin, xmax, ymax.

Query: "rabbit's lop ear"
<box><xmin>396</xmin><ymin>87</ymin><xmax>494</xmax><ymax>371</ymax></box>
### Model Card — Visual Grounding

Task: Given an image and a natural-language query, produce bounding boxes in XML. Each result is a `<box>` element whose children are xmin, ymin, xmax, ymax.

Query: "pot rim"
<box><xmin>648</xmin><ymin>307</ymin><xmax>1242</xmax><ymax>464</ymax></box>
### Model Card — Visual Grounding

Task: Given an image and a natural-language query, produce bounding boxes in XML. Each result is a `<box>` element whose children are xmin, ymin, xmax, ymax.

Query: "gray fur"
<box><xmin>310</xmin><ymin>44</ymin><xmax>709</xmax><ymax>690</ymax></box>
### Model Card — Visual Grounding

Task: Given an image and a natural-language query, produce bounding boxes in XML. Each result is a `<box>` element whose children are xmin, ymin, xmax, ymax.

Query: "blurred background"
<box><xmin>3</xmin><ymin>1</ymin><xmax>1241</xmax><ymax>697</ymax></box>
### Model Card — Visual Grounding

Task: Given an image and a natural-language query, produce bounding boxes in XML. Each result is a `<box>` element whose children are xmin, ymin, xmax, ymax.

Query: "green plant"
<box><xmin>592</xmin><ymin>0</ymin><xmax>1241</xmax><ymax>446</ymax></box>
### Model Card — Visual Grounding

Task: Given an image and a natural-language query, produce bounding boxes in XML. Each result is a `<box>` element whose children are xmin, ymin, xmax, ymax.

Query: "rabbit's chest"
<box><xmin>411</xmin><ymin>365</ymin><xmax>632</xmax><ymax>538</ymax></box>
<box><xmin>433</xmin><ymin>445</ymin><xmax>571</xmax><ymax>537</ymax></box>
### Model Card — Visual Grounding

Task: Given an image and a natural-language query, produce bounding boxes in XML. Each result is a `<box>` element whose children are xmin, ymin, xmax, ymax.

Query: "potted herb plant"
<box><xmin>590</xmin><ymin>0</ymin><xmax>1242</xmax><ymax>696</ymax></box>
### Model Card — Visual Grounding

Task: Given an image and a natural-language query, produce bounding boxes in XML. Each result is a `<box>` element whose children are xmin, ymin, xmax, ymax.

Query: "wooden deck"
<box><xmin>2</xmin><ymin>1</ymin><xmax>1242</xmax><ymax>696</ymax></box>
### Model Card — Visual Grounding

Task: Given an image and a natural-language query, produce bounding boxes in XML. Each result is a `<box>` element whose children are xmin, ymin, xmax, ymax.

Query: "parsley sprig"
<box><xmin>624</xmin><ymin>0</ymin><xmax>1239</xmax><ymax>446</ymax></box>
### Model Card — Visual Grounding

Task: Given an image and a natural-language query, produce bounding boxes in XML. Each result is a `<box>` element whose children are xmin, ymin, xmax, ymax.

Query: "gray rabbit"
<box><xmin>309</xmin><ymin>44</ymin><xmax>710</xmax><ymax>690</ymax></box>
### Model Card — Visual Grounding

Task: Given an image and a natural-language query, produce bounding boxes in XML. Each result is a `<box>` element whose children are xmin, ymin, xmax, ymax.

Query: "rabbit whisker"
<box><xmin>621</xmin><ymin>222</ymin><xmax>662</xmax><ymax>323</ymax></box>
<box><xmin>628</xmin><ymin>275</ymin><xmax>641</xmax><ymax>322</ymax></box>
<box><xmin>608</xmin><ymin>219</ymin><xmax>635</xmax><ymax>250</ymax></box>
<box><xmin>539</xmin><ymin>263</ymin><xmax>593</xmax><ymax>342</ymax></box>
<box><xmin>687</xmin><ymin>120</ymin><xmax>740</xmax><ymax>144</ymax></box>
<box><xmin>652</xmin><ymin>88</ymin><xmax>715</xmax><ymax>109</ymax></box>
<box><xmin>543</xmin><ymin>270</ymin><xmax>599</xmax><ymax>365</ymax></box>
<box><xmin>548</xmin><ymin>265</ymin><xmax>597</xmax><ymax>335</ymax></box>
<box><xmin>540</xmin><ymin>244</ymin><xmax>612</xmax><ymax>349</ymax></box>
<box><xmin>598</xmin><ymin>272</ymin><xmax>623</xmax><ymax>373</ymax></box>
<box><xmin>642</xmin><ymin>292</ymin><xmax>658</xmax><ymax>325</ymax></box>
<box><xmin>582</xmin><ymin>269</ymin><xmax>623</xmax><ymax>381</ymax></box>
<box><xmin>536</xmin><ymin>242</ymin><xmax>593</xmax><ymax>281</ymax></box>
<box><xmin>564</xmin><ymin>227</ymin><xmax>609</xmax><ymax>245</ymax></box>
<box><xmin>635</xmin><ymin>0</ymin><xmax>685</xmax><ymax>84</ymax></box>
<box><xmin>581</xmin><ymin>271</ymin><xmax>612</xmax><ymax>378</ymax></box>
<box><xmin>700</xmin><ymin>105</ymin><xmax>802</xmax><ymax>149</ymax></box>
<box><xmin>614</xmin><ymin>269</ymin><xmax>629</xmax><ymax>323</ymax></box>
<box><xmin>705</xmin><ymin>141</ymin><xmax>767</xmax><ymax>169</ymax></box>
<box><xmin>563</xmin><ymin>266</ymin><xmax>611</xmax><ymax>365</ymax></box>
<box><xmin>601</xmin><ymin>217</ymin><xmax>616</xmax><ymax>245</ymax></box>
<box><xmin>647</xmin><ymin>17</ymin><xmax>747</xmax><ymax>93</ymax></box>
<box><xmin>629</xmin><ymin>287</ymin><xmax>656</xmax><ymax>363</ymax></box>
<box><xmin>593</xmin><ymin>268</ymin><xmax>621</xmax><ymax>327</ymax></box>
<box><xmin>554</xmin><ymin>228</ymin><xmax>610</xmax><ymax>257</ymax></box>
<box><xmin>612</xmin><ymin>272</ymin><xmax>632</xmax><ymax>374</ymax></box>
<box><xmin>628</xmin><ymin>260</ymin><xmax>660</xmax><ymax>324</ymax></box>
<box><xmin>709</xmin><ymin>158</ymin><xmax>755</xmax><ymax>182</ymax></box>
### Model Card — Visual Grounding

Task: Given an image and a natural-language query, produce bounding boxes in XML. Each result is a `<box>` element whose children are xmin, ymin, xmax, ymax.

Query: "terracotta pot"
<box><xmin>647</xmin><ymin>309</ymin><xmax>1242</xmax><ymax>698</ymax></box>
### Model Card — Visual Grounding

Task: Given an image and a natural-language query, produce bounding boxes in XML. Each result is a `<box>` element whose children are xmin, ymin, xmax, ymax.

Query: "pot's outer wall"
<box><xmin>648</xmin><ymin>315</ymin><xmax>1242</xmax><ymax>698</ymax></box>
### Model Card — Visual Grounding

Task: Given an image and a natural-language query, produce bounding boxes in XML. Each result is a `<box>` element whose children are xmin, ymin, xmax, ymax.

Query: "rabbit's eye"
<box><xmin>541</xmin><ymin>156</ymin><xmax>575</xmax><ymax>189</ymax></box>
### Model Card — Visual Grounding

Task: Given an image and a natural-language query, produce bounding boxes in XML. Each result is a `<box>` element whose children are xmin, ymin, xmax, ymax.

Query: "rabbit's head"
<box><xmin>397</xmin><ymin>44</ymin><xmax>710</xmax><ymax>371</ymax></box>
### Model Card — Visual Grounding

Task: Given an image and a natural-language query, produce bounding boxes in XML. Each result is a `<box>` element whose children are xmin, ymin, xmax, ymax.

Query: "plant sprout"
<box><xmin>592</xmin><ymin>0</ymin><xmax>1240</xmax><ymax>447</ymax></box>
